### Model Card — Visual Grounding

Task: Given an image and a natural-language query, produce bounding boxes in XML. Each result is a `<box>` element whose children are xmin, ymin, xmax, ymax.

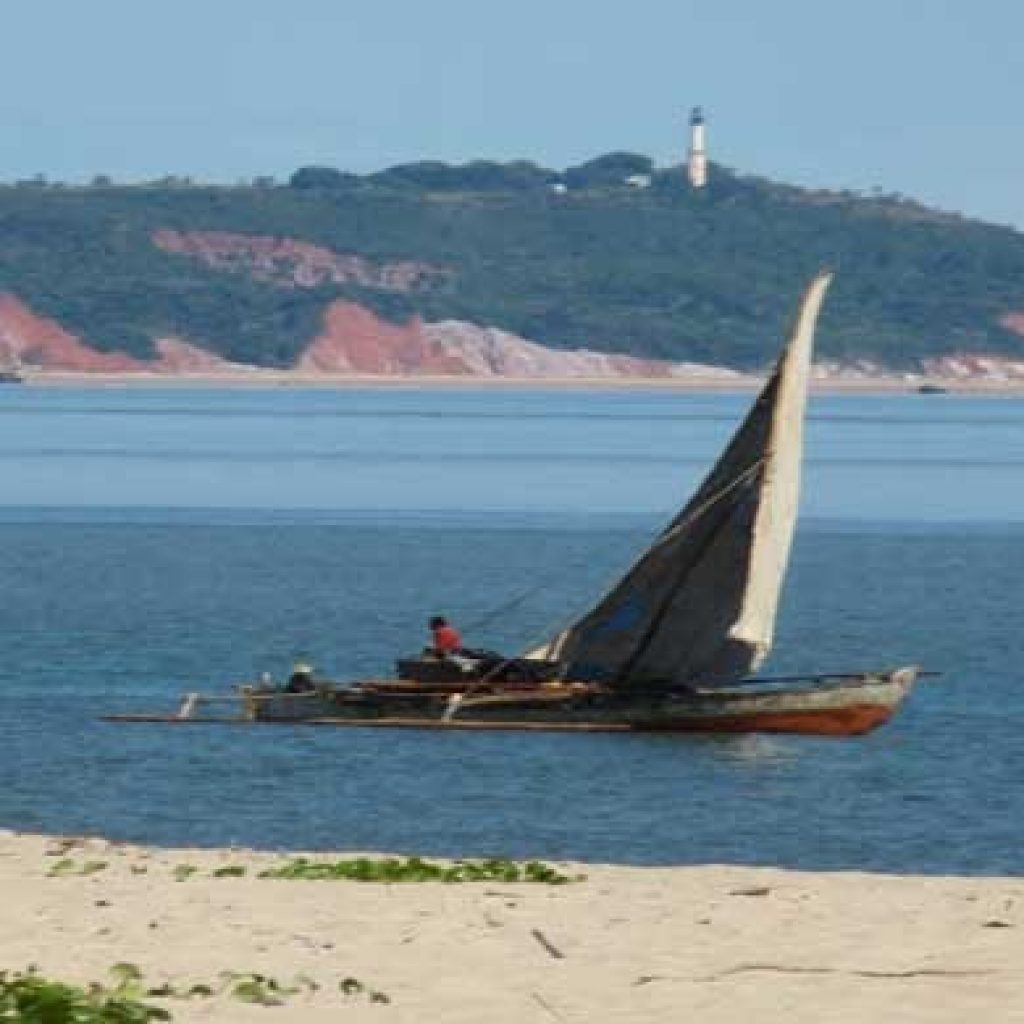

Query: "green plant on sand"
<box><xmin>257</xmin><ymin>855</ymin><xmax>576</xmax><ymax>883</ymax></box>
<box><xmin>47</xmin><ymin>858</ymin><xmax>109</xmax><ymax>877</ymax></box>
<box><xmin>0</xmin><ymin>966</ymin><xmax>170</xmax><ymax>1022</ymax></box>
<box><xmin>210</xmin><ymin>865</ymin><xmax>246</xmax><ymax>878</ymax></box>
<box><xmin>0</xmin><ymin>964</ymin><xmax>389</xmax><ymax>1018</ymax></box>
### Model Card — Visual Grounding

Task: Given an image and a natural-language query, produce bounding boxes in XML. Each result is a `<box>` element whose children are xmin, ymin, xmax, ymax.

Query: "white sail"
<box><xmin>533</xmin><ymin>271</ymin><xmax>833</xmax><ymax>687</ymax></box>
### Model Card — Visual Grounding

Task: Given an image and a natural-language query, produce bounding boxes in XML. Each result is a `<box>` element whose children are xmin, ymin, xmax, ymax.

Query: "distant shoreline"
<box><xmin>14</xmin><ymin>370</ymin><xmax>1024</xmax><ymax>396</ymax></box>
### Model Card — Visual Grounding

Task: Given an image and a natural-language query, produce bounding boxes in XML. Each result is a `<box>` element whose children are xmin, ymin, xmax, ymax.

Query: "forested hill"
<box><xmin>1</xmin><ymin>153</ymin><xmax>1023</xmax><ymax>371</ymax></box>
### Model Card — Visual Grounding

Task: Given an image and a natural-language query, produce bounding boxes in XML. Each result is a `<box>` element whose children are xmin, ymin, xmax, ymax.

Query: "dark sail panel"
<box><xmin>533</xmin><ymin>271</ymin><xmax>833</xmax><ymax>687</ymax></box>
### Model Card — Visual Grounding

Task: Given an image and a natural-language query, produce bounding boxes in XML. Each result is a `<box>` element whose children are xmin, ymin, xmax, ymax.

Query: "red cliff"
<box><xmin>0</xmin><ymin>294</ymin><xmax>243</xmax><ymax>374</ymax></box>
<box><xmin>297</xmin><ymin>302</ymin><xmax>469</xmax><ymax>374</ymax></box>
<box><xmin>297</xmin><ymin>300</ymin><xmax>703</xmax><ymax>378</ymax></box>
<box><xmin>0</xmin><ymin>289</ymin><xmax>737</xmax><ymax>379</ymax></box>
<box><xmin>0</xmin><ymin>294</ymin><xmax>144</xmax><ymax>372</ymax></box>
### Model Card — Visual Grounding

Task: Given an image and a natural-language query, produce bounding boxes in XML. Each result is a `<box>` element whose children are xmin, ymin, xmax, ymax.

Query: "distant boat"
<box><xmin>916</xmin><ymin>383</ymin><xmax>948</xmax><ymax>395</ymax></box>
<box><xmin>108</xmin><ymin>271</ymin><xmax>924</xmax><ymax>737</ymax></box>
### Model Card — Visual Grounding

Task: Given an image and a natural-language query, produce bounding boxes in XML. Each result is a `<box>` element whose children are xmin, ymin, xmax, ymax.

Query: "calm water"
<box><xmin>1</xmin><ymin>386</ymin><xmax>1023</xmax><ymax>873</ymax></box>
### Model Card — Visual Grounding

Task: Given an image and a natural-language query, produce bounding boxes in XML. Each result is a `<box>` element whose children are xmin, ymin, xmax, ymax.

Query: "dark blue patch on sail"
<box><xmin>588</xmin><ymin>598</ymin><xmax>645</xmax><ymax>637</ymax></box>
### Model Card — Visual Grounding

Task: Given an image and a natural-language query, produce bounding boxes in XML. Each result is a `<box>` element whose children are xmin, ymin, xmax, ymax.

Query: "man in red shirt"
<box><xmin>429</xmin><ymin>615</ymin><xmax>462</xmax><ymax>656</ymax></box>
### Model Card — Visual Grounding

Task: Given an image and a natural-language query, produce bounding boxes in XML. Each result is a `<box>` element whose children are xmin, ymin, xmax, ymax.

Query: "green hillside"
<box><xmin>1</xmin><ymin>156</ymin><xmax>1022</xmax><ymax>369</ymax></box>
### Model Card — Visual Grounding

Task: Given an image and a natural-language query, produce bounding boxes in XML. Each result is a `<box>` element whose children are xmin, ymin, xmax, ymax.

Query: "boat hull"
<box><xmin>233</xmin><ymin>667</ymin><xmax>918</xmax><ymax>737</ymax></box>
<box><xmin>631</xmin><ymin>702</ymin><xmax>896</xmax><ymax>736</ymax></box>
<box><xmin>105</xmin><ymin>669</ymin><xmax>919</xmax><ymax>737</ymax></box>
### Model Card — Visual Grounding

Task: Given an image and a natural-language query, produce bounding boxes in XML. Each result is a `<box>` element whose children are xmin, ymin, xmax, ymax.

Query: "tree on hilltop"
<box><xmin>563</xmin><ymin>152</ymin><xmax>654</xmax><ymax>189</ymax></box>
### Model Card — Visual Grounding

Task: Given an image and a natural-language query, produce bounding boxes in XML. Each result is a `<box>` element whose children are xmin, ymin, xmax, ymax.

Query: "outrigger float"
<box><xmin>106</xmin><ymin>271</ymin><xmax>926</xmax><ymax>737</ymax></box>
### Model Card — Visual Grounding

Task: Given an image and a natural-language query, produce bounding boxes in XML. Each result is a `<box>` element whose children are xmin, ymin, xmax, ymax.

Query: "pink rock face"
<box><xmin>153</xmin><ymin>229</ymin><xmax>450</xmax><ymax>292</ymax></box>
<box><xmin>150</xmin><ymin>227</ymin><xmax>732</xmax><ymax>379</ymax></box>
<box><xmin>0</xmin><ymin>294</ymin><xmax>145</xmax><ymax>371</ymax></box>
<box><xmin>298</xmin><ymin>300</ymin><xmax>690</xmax><ymax>378</ymax></box>
<box><xmin>151</xmin><ymin>338</ymin><xmax>244</xmax><ymax>373</ymax></box>
<box><xmin>1000</xmin><ymin>312</ymin><xmax>1024</xmax><ymax>337</ymax></box>
<box><xmin>0</xmin><ymin>288</ymin><xmax>723</xmax><ymax>380</ymax></box>
<box><xmin>296</xmin><ymin>302</ymin><xmax>469</xmax><ymax>374</ymax></box>
<box><xmin>921</xmin><ymin>353</ymin><xmax>1024</xmax><ymax>379</ymax></box>
<box><xmin>421</xmin><ymin>320</ymin><xmax>677</xmax><ymax>378</ymax></box>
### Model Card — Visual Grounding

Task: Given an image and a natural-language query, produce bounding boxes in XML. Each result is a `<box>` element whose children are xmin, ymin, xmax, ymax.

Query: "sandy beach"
<box><xmin>1</xmin><ymin>831</ymin><xmax>1020</xmax><ymax>1023</ymax></box>
<box><xmin>16</xmin><ymin>368</ymin><xmax>1024</xmax><ymax>395</ymax></box>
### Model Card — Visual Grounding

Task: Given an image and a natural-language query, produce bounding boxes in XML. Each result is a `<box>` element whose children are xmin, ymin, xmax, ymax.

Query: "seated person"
<box><xmin>427</xmin><ymin>615</ymin><xmax>462</xmax><ymax>657</ymax></box>
<box><xmin>421</xmin><ymin>616</ymin><xmax>518</xmax><ymax>681</ymax></box>
<box><xmin>285</xmin><ymin>661</ymin><xmax>317</xmax><ymax>693</ymax></box>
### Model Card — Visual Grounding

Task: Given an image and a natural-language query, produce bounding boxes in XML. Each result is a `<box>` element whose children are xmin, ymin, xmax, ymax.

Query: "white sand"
<box><xmin>1</xmin><ymin>831</ymin><xmax>1020</xmax><ymax>1023</ymax></box>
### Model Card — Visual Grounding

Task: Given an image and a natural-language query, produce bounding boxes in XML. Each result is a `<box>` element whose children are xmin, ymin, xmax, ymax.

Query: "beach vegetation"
<box><xmin>170</xmin><ymin>865</ymin><xmax>197</xmax><ymax>881</ymax></box>
<box><xmin>143</xmin><ymin>982</ymin><xmax>213</xmax><ymax>999</ymax></box>
<box><xmin>221</xmin><ymin>972</ymin><xmax>291</xmax><ymax>1006</ymax></box>
<box><xmin>257</xmin><ymin>855</ymin><xmax>575</xmax><ymax>883</ymax></box>
<box><xmin>108</xmin><ymin>963</ymin><xmax>144</xmax><ymax>990</ymax></box>
<box><xmin>339</xmin><ymin>977</ymin><xmax>391</xmax><ymax>1003</ymax></box>
<box><xmin>210</xmin><ymin>865</ymin><xmax>246</xmax><ymax>878</ymax></box>
<box><xmin>0</xmin><ymin>964</ymin><xmax>390</xmax><ymax>1018</ymax></box>
<box><xmin>0</xmin><ymin>967</ymin><xmax>170</xmax><ymax>1022</ymax></box>
<box><xmin>46</xmin><ymin>858</ymin><xmax>108</xmax><ymax>877</ymax></box>
<box><xmin>217</xmin><ymin>970</ymin><xmax>386</xmax><ymax>1007</ymax></box>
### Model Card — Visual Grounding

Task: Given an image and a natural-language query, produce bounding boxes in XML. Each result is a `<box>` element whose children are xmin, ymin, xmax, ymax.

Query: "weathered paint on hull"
<box><xmin>634</xmin><ymin>702</ymin><xmax>897</xmax><ymax>736</ymax></box>
<box><xmin>102</xmin><ymin>707</ymin><xmax>894</xmax><ymax>735</ymax></box>
<box><xmin>246</xmin><ymin>668</ymin><xmax>918</xmax><ymax>737</ymax></box>
<box><xmin>104</xmin><ymin>668</ymin><xmax>919</xmax><ymax>738</ymax></box>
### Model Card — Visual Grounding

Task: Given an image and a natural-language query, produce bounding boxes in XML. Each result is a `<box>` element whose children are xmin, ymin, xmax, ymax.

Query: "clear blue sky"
<box><xmin>3</xmin><ymin>0</ymin><xmax>1022</xmax><ymax>226</ymax></box>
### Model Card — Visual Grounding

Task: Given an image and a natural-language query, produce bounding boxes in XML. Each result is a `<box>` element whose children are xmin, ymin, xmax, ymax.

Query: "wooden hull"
<box><xmin>106</xmin><ymin>667</ymin><xmax>920</xmax><ymax>738</ymax></box>
<box><xmin>261</xmin><ymin>669</ymin><xmax>916</xmax><ymax>736</ymax></box>
<box><xmin>636</xmin><ymin>703</ymin><xmax>896</xmax><ymax>736</ymax></box>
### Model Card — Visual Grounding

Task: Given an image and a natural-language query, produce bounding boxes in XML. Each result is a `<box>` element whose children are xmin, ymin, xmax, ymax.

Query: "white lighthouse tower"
<box><xmin>687</xmin><ymin>106</ymin><xmax>707</xmax><ymax>188</ymax></box>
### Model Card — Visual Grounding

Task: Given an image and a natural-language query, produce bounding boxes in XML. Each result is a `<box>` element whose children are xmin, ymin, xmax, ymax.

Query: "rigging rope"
<box><xmin>459</xmin><ymin>583</ymin><xmax>546</xmax><ymax>636</ymax></box>
<box><xmin>535</xmin><ymin>456</ymin><xmax>767</xmax><ymax>663</ymax></box>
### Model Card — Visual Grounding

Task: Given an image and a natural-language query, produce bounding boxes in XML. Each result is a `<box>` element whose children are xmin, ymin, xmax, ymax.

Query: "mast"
<box><xmin>534</xmin><ymin>271</ymin><xmax>832</xmax><ymax>687</ymax></box>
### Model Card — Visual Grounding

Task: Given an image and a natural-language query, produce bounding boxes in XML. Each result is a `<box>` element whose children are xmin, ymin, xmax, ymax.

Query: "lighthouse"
<box><xmin>687</xmin><ymin>106</ymin><xmax>707</xmax><ymax>189</ymax></box>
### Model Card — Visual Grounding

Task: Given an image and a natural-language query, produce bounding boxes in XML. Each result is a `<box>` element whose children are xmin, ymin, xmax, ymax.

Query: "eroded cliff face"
<box><xmin>421</xmin><ymin>320</ymin><xmax>678</xmax><ymax>378</ymax></box>
<box><xmin>149</xmin><ymin>337</ymin><xmax>245</xmax><ymax>373</ymax></box>
<box><xmin>297</xmin><ymin>302</ymin><xmax>465</xmax><ymax>374</ymax></box>
<box><xmin>0</xmin><ymin>289</ymin><xmax>700</xmax><ymax>378</ymax></box>
<box><xmin>153</xmin><ymin>229</ymin><xmax>450</xmax><ymax>292</ymax></box>
<box><xmin>151</xmin><ymin>230</ymin><xmax>716</xmax><ymax>377</ymax></box>
<box><xmin>0</xmin><ymin>294</ymin><xmax>144</xmax><ymax>371</ymax></box>
<box><xmin>0</xmin><ymin>294</ymin><xmax>242</xmax><ymax>374</ymax></box>
<box><xmin>920</xmin><ymin>353</ymin><xmax>1024</xmax><ymax>380</ymax></box>
<box><xmin>297</xmin><ymin>301</ymin><xmax>707</xmax><ymax>378</ymax></box>
<box><xmin>9</xmin><ymin>224</ymin><xmax>1024</xmax><ymax>381</ymax></box>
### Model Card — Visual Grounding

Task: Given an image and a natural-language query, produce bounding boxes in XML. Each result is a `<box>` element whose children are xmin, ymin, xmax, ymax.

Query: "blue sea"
<box><xmin>1</xmin><ymin>385</ymin><xmax>1022</xmax><ymax>874</ymax></box>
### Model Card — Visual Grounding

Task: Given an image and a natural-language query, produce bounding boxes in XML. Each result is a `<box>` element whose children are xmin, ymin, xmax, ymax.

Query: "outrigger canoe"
<box><xmin>106</xmin><ymin>271</ymin><xmax>926</xmax><ymax>737</ymax></box>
